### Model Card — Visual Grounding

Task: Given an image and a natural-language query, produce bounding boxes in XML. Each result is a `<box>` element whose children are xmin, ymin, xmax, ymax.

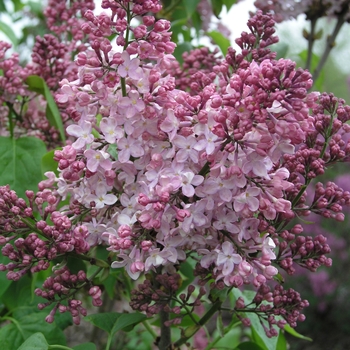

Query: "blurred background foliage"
<box><xmin>1</xmin><ymin>0</ymin><xmax>350</xmax><ymax>349</ymax></box>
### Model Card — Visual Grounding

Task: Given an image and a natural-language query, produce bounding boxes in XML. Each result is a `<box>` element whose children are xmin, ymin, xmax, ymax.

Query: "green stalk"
<box><xmin>158</xmin><ymin>309</ymin><xmax>171</xmax><ymax>350</ymax></box>
<box><xmin>67</xmin><ymin>252</ymin><xmax>110</xmax><ymax>268</ymax></box>
<box><xmin>105</xmin><ymin>334</ymin><xmax>113</xmax><ymax>350</ymax></box>
<box><xmin>174</xmin><ymin>300</ymin><xmax>222</xmax><ymax>347</ymax></box>
<box><xmin>8</xmin><ymin>113</ymin><xmax>14</xmax><ymax>138</ymax></box>
<box><xmin>305</xmin><ymin>18</ymin><xmax>317</xmax><ymax>72</ymax></box>
<box><xmin>120</xmin><ymin>3</ymin><xmax>131</xmax><ymax>98</ymax></box>
<box><xmin>312</xmin><ymin>14</ymin><xmax>346</xmax><ymax>85</ymax></box>
<box><xmin>142</xmin><ymin>320</ymin><xmax>157</xmax><ymax>339</ymax></box>
<box><xmin>0</xmin><ymin>316</ymin><xmax>25</xmax><ymax>339</ymax></box>
<box><xmin>198</xmin><ymin>161</ymin><xmax>210</xmax><ymax>176</ymax></box>
<box><xmin>204</xmin><ymin>320</ymin><xmax>241</xmax><ymax>350</ymax></box>
<box><xmin>121</xmin><ymin>77</ymin><xmax>127</xmax><ymax>97</ymax></box>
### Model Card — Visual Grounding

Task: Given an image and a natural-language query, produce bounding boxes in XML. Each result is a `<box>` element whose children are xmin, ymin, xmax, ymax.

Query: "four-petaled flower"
<box><xmin>217</xmin><ymin>241</ymin><xmax>242</xmax><ymax>276</ymax></box>
<box><xmin>67</xmin><ymin>121</ymin><xmax>94</xmax><ymax>150</ymax></box>
<box><xmin>86</xmin><ymin>183</ymin><xmax>117</xmax><ymax>209</ymax></box>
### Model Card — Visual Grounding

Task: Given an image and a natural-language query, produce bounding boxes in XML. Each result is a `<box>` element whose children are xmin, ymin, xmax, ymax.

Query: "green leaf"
<box><xmin>0</xmin><ymin>311</ymin><xmax>66</xmax><ymax>350</ymax></box>
<box><xmin>209</xmin><ymin>325</ymin><xmax>241</xmax><ymax>349</ymax></box>
<box><xmin>84</xmin><ymin>313</ymin><xmax>124</xmax><ymax>334</ymax></box>
<box><xmin>54</xmin><ymin>312</ymin><xmax>73</xmax><ymax>331</ymax></box>
<box><xmin>10</xmin><ymin>305</ymin><xmax>72</xmax><ymax>331</ymax></box>
<box><xmin>209</xmin><ymin>287</ymin><xmax>228</xmax><ymax>302</ymax></box>
<box><xmin>0</xmin><ymin>21</ymin><xmax>18</xmax><ymax>46</ymax></box>
<box><xmin>12</xmin><ymin>0</ymin><xmax>25</xmax><ymax>12</ymax></box>
<box><xmin>298</xmin><ymin>50</ymin><xmax>319</xmax><ymax>71</ymax></box>
<box><xmin>85</xmin><ymin>312</ymin><xmax>147</xmax><ymax>336</ymax></box>
<box><xmin>0</xmin><ymin>136</ymin><xmax>47</xmax><ymax>199</ymax></box>
<box><xmin>276</xmin><ymin>331</ymin><xmax>288</xmax><ymax>350</ymax></box>
<box><xmin>178</xmin><ymin>260</ymin><xmax>195</xmax><ymax>293</ymax></box>
<box><xmin>222</xmin><ymin>0</ymin><xmax>237</xmax><ymax>11</ymax></box>
<box><xmin>173</xmin><ymin>42</ymin><xmax>193</xmax><ymax>64</ymax></box>
<box><xmin>251</xmin><ymin>327</ymin><xmax>270</xmax><ymax>350</ymax></box>
<box><xmin>27</xmin><ymin>1</ymin><xmax>44</xmax><ymax>16</ymax></box>
<box><xmin>0</xmin><ymin>253</ymin><xmax>12</xmax><ymax>298</ymax></box>
<box><xmin>111</xmin><ymin>313</ymin><xmax>148</xmax><ymax>334</ymax></box>
<box><xmin>178</xmin><ymin>313</ymin><xmax>200</xmax><ymax>327</ymax></box>
<box><xmin>181</xmin><ymin>0</ymin><xmax>201</xmax><ymax>18</ymax></box>
<box><xmin>270</xmin><ymin>42</ymin><xmax>289</xmax><ymax>60</ymax></box>
<box><xmin>235</xmin><ymin>341</ymin><xmax>265</xmax><ymax>350</ymax></box>
<box><xmin>2</xmin><ymin>275</ymin><xmax>35</xmax><ymax>311</ymax></box>
<box><xmin>0</xmin><ymin>323</ymin><xmax>24</xmax><ymax>350</ymax></box>
<box><xmin>66</xmin><ymin>255</ymin><xmax>87</xmax><ymax>274</ymax></box>
<box><xmin>123</xmin><ymin>325</ymin><xmax>154</xmax><ymax>350</ymax></box>
<box><xmin>231</xmin><ymin>289</ymin><xmax>279</xmax><ymax>350</ymax></box>
<box><xmin>107</xmin><ymin>144</ymin><xmax>118</xmax><ymax>161</ymax></box>
<box><xmin>101</xmin><ymin>274</ymin><xmax>117</xmax><ymax>299</ymax></box>
<box><xmin>284</xmin><ymin>324</ymin><xmax>312</xmax><ymax>341</ymax></box>
<box><xmin>314</xmin><ymin>28</ymin><xmax>323</xmax><ymax>40</ymax></box>
<box><xmin>191</xmin><ymin>12</ymin><xmax>202</xmax><ymax>38</ymax></box>
<box><xmin>211</xmin><ymin>0</ymin><xmax>223</xmax><ymax>18</ymax></box>
<box><xmin>17</xmin><ymin>333</ymin><xmax>49</xmax><ymax>350</ymax></box>
<box><xmin>73</xmin><ymin>342</ymin><xmax>97</xmax><ymax>350</ymax></box>
<box><xmin>25</xmin><ymin>75</ymin><xmax>66</xmax><ymax>142</ymax></box>
<box><xmin>0</xmin><ymin>0</ymin><xmax>6</xmax><ymax>12</ymax></box>
<box><xmin>41</xmin><ymin>150</ymin><xmax>59</xmax><ymax>177</ymax></box>
<box><xmin>207</xmin><ymin>31</ymin><xmax>231</xmax><ymax>55</ymax></box>
<box><xmin>273</xmin><ymin>273</ymin><xmax>285</xmax><ymax>284</ymax></box>
<box><xmin>12</xmin><ymin>306</ymin><xmax>40</xmax><ymax>320</ymax></box>
<box><xmin>20</xmin><ymin>312</ymin><xmax>66</xmax><ymax>346</ymax></box>
<box><xmin>216</xmin><ymin>312</ymin><xmax>224</xmax><ymax>337</ymax></box>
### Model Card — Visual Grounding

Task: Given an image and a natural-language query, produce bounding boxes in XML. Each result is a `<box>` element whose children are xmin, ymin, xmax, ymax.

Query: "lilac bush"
<box><xmin>1</xmin><ymin>0</ymin><xmax>350</xmax><ymax>349</ymax></box>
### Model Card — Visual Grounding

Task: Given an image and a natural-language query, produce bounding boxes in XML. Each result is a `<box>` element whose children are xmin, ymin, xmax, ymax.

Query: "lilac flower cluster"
<box><xmin>236</xmin><ymin>284</ymin><xmax>309</xmax><ymax>336</ymax></box>
<box><xmin>254</xmin><ymin>0</ymin><xmax>350</xmax><ymax>22</ymax></box>
<box><xmin>36</xmin><ymin>268</ymin><xmax>102</xmax><ymax>325</ymax></box>
<box><xmin>37</xmin><ymin>3</ymin><xmax>348</xmax><ymax>328</ymax></box>
<box><xmin>0</xmin><ymin>185</ymin><xmax>104</xmax><ymax>320</ymax></box>
<box><xmin>0</xmin><ymin>0</ymin><xmax>96</xmax><ymax>146</ymax></box>
<box><xmin>1</xmin><ymin>0</ymin><xmax>350</xmax><ymax>338</ymax></box>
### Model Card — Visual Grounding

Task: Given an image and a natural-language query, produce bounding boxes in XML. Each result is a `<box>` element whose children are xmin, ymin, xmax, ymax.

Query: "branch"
<box><xmin>312</xmin><ymin>14</ymin><xmax>346</xmax><ymax>85</ymax></box>
<box><xmin>174</xmin><ymin>299</ymin><xmax>222</xmax><ymax>347</ymax></box>
<box><xmin>158</xmin><ymin>308</ymin><xmax>171</xmax><ymax>350</ymax></box>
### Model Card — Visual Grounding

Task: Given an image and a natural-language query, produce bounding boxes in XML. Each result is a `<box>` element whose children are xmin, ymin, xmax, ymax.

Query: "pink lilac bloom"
<box><xmin>117</xmin><ymin>136</ymin><xmax>145</xmax><ymax>163</ymax></box>
<box><xmin>216</xmin><ymin>241</ymin><xmax>242</xmax><ymax>276</ymax></box>
<box><xmin>100</xmin><ymin>117</ymin><xmax>124</xmax><ymax>143</ymax></box>
<box><xmin>84</xmin><ymin>149</ymin><xmax>112</xmax><ymax>173</ymax></box>
<box><xmin>67</xmin><ymin>121</ymin><xmax>94</xmax><ymax>149</ymax></box>
<box><xmin>86</xmin><ymin>183</ymin><xmax>117</xmax><ymax>209</ymax></box>
<box><xmin>234</xmin><ymin>187</ymin><xmax>261</xmax><ymax>212</ymax></box>
<box><xmin>119</xmin><ymin>90</ymin><xmax>145</xmax><ymax>119</ymax></box>
<box><xmin>111</xmin><ymin>247</ymin><xmax>144</xmax><ymax>280</ymax></box>
<box><xmin>117</xmin><ymin>52</ymin><xmax>143</xmax><ymax>80</ymax></box>
<box><xmin>6</xmin><ymin>2</ymin><xmax>349</xmax><ymax>333</ymax></box>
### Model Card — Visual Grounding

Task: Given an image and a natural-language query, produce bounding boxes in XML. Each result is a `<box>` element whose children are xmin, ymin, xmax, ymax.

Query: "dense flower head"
<box><xmin>0</xmin><ymin>0</ymin><xmax>96</xmax><ymax>146</ymax></box>
<box><xmin>1</xmin><ymin>0</ymin><xmax>350</xmax><ymax>337</ymax></box>
<box><xmin>254</xmin><ymin>0</ymin><xmax>350</xmax><ymax>22</ymax></box>
<box><xmin>44</xmin><ymin>0</ymin><xmax>95</xmax><ymax>38</ymax></box>
<box><xmin>47</xmin><ymin>1</ymin><xmax>350</xmax><ymax>296</ymax></box>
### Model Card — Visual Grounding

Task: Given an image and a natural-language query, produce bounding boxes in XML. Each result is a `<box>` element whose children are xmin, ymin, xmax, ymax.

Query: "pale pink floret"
<box><xmin>100</xmin><ymin>117</ymin><xmax>124</xmax><ymax>143</ymax></box>
<box><xmin>84</xmin><ymin>149</ymin><xmax>112</xmax><ymax>173</ymax></box>
<box><xmin>111</xmin><ymin>247</ymin><xmax>144</xmax><ymax>280</ymax></box>
<box><xmin>67</xmin><ymin>121</ymin><xmax>94</xmax><ymax>150</ymax></box>
<box><xmin>117</xmin><ymin>136</ymin><xmax>145</xmax><ymax>163</ymax></box>
<box><xmin>216</xmin><ymin>241</ymin><xmax>242</xmax><ymax>276</ymax></box>
<box><xmin>172</xmin><ymin>135</ymin><xmax>199</xmax><ymax>163</ymax></box>
<box><xmin>117</xmin><ymin>52</ymin><xmax>143</xmax><ymax>80</ymax></box>
<box><xmin>180</xmin><ymin>172</ymin><xmax>204</xmax><ymax>197</ymax></box>
<box><xmin>86</xmin><ymin>183</ymin><xmax>117</xmax><ymax>209</ymax></box>
<box><xmin>234</xmin><ymin>187</ymin><xmax>261</xmax><ymax>212</ymax></box>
